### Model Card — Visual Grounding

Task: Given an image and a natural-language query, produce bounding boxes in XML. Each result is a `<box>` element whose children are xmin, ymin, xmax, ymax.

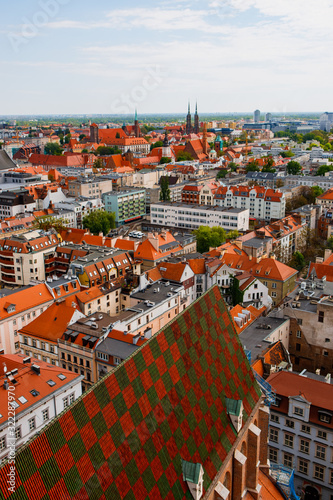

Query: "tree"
<box><xmin>82</xmin><ymin>210</ymin><xmax>116</xmax><ymax>235</ymax></box>
<box><xmin>327</xmin><ymin>236</ymin><xmax>333</xmax><ymax>250</ymax></box>
<box><xmin>316</xmin><ymin>165</ymin><xmax>333</xmax><ymax>176</ymax></box>
<box><xmin>216</xmin><ymin>169</ymin><xmax>228</xmax><ymax>180</ymax></box>
<box><xmin>160</xmin><ymin>157</ymin><xmax>171</xmax><ymax>164</ymax></box>
<box><xmin>160</xmin><ymin>177</ymin><xmax>171</xmax><ymax>201</ymax></box>
<box><xmin>33</xmin><ymin>216</ymin><xmax>66</xmax><ymax>233</ymax></box>
<box><xmin>79</xmin><ymin>134</ymin><xmax>86</xmax><ymax>141</ymax></box>
<box><xmin>230</xmin><ymin>277</ymin><xmax>244</xmax><ymax>306</ymax></box>
<box><xmin>150</xmin><ymin>140</ymin><xmax>163</xmax><ymax>151</ymax></box>
<box><xmin>93</xmin><ymin>158</ymin><xmax>104</xmax><ymax>169</ymax></box>
<box><xmin>193</xmin><ymin>226</ymin><xmax>228</xmax><ymax>253</ymax></box>
<box><xmin>81</xmin><ymin>148</ymin><xmax>89</xmax><ymax>153</ymax></box>
<box><xmin>176</xmin><ymin>151</ymin><xmax>194</xmax><ymax>162</ymax></box>
<box><xmin>228</xmin><ymin>162</ymin><xmax>238</xmax><ymax>171</ymax></box>
<box><xmin>280</xmin><ymin>150</ymin><xmax>294</xmax><ymax>158</ymax></box>
<box><xmin>262</xmin><ymin>157</ymin><xmax>276</xmax><ymax>173</ymax></box>
<box><xmin>286</xmin><ymin>160</ymin><xmax>302</xmax><ymax>175</ymax></box>
<box><xmin>289</xmin><ymin>251</ymin><xmax>305</xmax><ymax>271</ymax></box>
<box><xmin>276</xmin><ymin>179</ymin><xmax>284</xmax><ymax>188</ymax></box>
<box><xmin>64</xmin><ymin>133</ymin><xmax>71</xmax><ymax>144</ymax></box>
<box><xmin>246</xmin><ymin>161</ymin><xmax>259</xmax><ymax>172</ymax></box>
<box><xmin>44</xmin><ymin>142</ymin><xmax>63</xmax><ymax>155</ymax></box>
<box><xmin>96</xmin><ymin>146</ymin><xmax>122</xmax><ymax>155</ymax></box>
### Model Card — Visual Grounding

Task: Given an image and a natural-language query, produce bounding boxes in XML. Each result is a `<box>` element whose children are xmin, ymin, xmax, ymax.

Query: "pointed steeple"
<box><xmin>194</xmin><ymin>101</ymin><xmax>199</xmax><ymax>134</ymax></box>
<box><xmin>186</xmin><ymin>101</ymin><xmax>192</xmax><ymax>135</ymax></box>
<box><xmin>135</xmin><ymin>109</ymin><xmax>138</xmax><ymax>121</ymax></box>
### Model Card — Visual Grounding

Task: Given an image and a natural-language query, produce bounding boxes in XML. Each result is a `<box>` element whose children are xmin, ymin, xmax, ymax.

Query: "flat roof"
<box><xmin>239</xmin><ymin>314</ymin><xmax>289</xmax><ymax>362</ymax></box>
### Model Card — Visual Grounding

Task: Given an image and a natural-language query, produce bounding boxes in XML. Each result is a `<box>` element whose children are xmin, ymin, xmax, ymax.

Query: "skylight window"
<box><xmin>47</xmin><ymin>380</ymin><xmax>56</xmax><ymax>387</ymax></box>
<box><xmin>57</xmin><ymin>374</ymin><xmax>66</xmax><ymax>380</ymax></box>
<box><xmin>10</xmin><ymin>401</ymin><xmax>19</xmax><ymax>409</ymax></box>
<box><xmin>30</xmin><ymin>389</ymin><xmax>39</xmax><ymax>397</ymax></box>
<box><xmin>18</xmin><ymin>396</ymin><xmax>28</xmax><ymax>404</ymax></box>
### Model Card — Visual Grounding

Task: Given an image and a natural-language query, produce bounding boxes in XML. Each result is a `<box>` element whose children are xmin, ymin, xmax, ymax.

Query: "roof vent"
<box><xmin>23</xmin><ymin>357</ymin><xmax>31</xmax><ymax>364</ymax></box>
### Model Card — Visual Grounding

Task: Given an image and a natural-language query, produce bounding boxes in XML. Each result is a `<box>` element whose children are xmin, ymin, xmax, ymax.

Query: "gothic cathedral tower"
<box><xmin>186</xmin><ymin>102</ymin><xmax>192</xmax><ymax>135</ymax></box>
<box><xmin>194</xmin><ymin>102</ymin><xmax>199</xmax><ymax>134</ymax></box>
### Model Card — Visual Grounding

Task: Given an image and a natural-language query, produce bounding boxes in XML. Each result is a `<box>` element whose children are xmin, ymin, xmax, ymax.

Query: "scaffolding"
<box><xmin>253</xmin><ymin>370</ymin><xmax>276</xmax><ymax>406</ymax></box>
<box><xmin>270</xmin><ymin>465</ymin><xmax>300</xmax><ymax>500</ymax></box>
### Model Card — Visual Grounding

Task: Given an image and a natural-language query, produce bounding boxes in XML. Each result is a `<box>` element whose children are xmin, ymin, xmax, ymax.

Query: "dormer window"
<box><xmin>182</xmin><ymin>461</ymin><xmax>204</xmax><ymax>500</ymax></box>
<box><xmin>293</xmin><ymin>407</ymin><xmax>304</xmax><ymax>417</ymax></box>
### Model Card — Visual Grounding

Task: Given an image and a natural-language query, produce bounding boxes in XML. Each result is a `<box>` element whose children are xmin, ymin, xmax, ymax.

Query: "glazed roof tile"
<box><xmin>0</xmin><ymin>286</ymin><xmax>261</xmax><ymax>499</ymax></box>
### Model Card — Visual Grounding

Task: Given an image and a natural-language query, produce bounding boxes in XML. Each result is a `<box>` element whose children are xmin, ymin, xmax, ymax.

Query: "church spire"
<box><xmin>186</xmin><ymin>101</ymin><xmax>192</xmax><ymax>135</ymax></box>
<box><xmin>194</xmin><ymin>101</ymin><xmax>199</xmax><ymax>134</ymax></box>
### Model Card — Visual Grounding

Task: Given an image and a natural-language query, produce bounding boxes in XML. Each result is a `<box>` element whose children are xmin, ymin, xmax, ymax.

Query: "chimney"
<box><xmin>234</xmin><ymin>239</ymin><xmax>243</xmax><ymax>250</ymax></box>
<box><xmin>324</xmin><ymin>249</ymin><xmax>332</xmax><ymax>262</ymax></box>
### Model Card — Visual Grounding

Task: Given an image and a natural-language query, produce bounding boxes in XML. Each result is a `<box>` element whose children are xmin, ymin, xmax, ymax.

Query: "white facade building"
<box><xmin>150</xmin><ymin>202</ymin><xmax>249</xmax><ymax>232</ymax></box>
<box><xmin>214</xmin><ymin>186</ymin><xmax>285</xmax><ymax>222</ymax></box>
<box><xmin>0</xmin><ymin>354</ymin><xmax>83</xmax><ymax>462</ymax></box>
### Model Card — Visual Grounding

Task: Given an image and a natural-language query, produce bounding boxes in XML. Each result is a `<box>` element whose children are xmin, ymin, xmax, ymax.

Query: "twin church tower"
<box><xmin>186</xmin><ymin>102</ymin><xmax>200</xmax><ymax>135</ymax></box>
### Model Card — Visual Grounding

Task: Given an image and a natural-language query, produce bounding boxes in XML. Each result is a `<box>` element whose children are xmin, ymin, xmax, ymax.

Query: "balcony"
<box><xmin>1</xmin><ymin>268</ymin><xmax>14</xmax><ymax>274</ymax></box>
<box><xmin>0</xmin><ymin>258</ymin><xmax>14</xmax><ymax>266</ymax></box>
<box><xmin>2</xmin><ymin>275</ymin><xmax>16</xmax><ymax>283</ymax></box>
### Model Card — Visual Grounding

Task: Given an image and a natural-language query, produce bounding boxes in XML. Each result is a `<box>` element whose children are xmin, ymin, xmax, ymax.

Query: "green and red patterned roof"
<box><xmin>0</xmin><ymin>286</ymin><xmax>261</xmax><ymax>500</ymax></box>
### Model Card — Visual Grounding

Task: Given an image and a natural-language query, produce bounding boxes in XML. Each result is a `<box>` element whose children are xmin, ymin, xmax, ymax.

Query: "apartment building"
<box><xmin>268</xmin><ymin>370</ymin><xmax>333</xmax><ymax>500</ymax></box>
<box><xmin>19</xmin><ymin>299</ymin><xmax>84</xmax><ymax>366</ymax></box>
<box><xmin>284</xmin><ymin>277</ymin><xmax>333</xmax><ymax>375</ymax></box>
<box><xmin>68</xmin><ymin>176</ymin><xmax>113</xmax><ymax>198</ymax></box>
<box><xmin>0</xmin><ymin>190</ymin><xmax>35</xmax><ymax>218</ymax></box>
<box><xmin>0</xmin><ymin>353</ymin><xmax>82</xmax><ymax>462</ymax></box>
<box><xmin>214</xmin><ymin>185</ymin><xmax>285</xmax><ymax>221</ymax></box>
<box><xmin>150</xmin><ymin>202</ymin><xmax>249</xmax><ymax>231</ymax></box>
<box><xmin>0</xmin><ymin>229</ymin><xmax>59</xmax><ymax>286</ymax></box>
<box><xmin>54</xmin><ymin>197</ymin><xmax>104</xmax><ymax>228</ymax></box>
<box><xmin>0</xmin><ymin>284</ymin><xmax>55</xmax><ymax>355</ymax></box>
<box><xmin>102</xmin><ymin>188</ymin><xmax>146</xmax><ymax>226</ymax></box>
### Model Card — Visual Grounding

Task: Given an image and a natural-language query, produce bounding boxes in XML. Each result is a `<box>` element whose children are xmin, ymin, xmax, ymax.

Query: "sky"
<box><xmin>0</xmin><ymin>0</ymin><xmax>332</xmax><ymax>116</ymax></box>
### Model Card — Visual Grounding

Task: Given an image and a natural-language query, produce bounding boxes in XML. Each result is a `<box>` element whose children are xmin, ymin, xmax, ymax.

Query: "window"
<box><xmin>300</xmin><ymin>439</ymin><xmax>309</xmax><ymax>454</ymax></box>
<box><xmin>269</xmin><ymin>448</ymin><xmax>278</xmax><ymax>463</ymax></box>
<box><xmin>301</xmin><ymin>424</ymin><xmax>310</xmax><ymax>434</ymax></box>
<box><xmin>314</xmin><ymin>464</ymin><xmax>325</xmax><ymax>481</ymax></box>
<box><xmin>86</xmin><ymin>360</ymin><xmax>90</xmax><ymax>368</ymax></box>
<box><xmin>15</xmin><ymin>427</ymin><xmax>21</xmax><ymax>439</ymax></box>
<box><xmin>50</xmin><ymin>345</ymin><xmax>54</xmax><ymax>354</ymax></box>
<box><xmin>318</xmin><ymin>311</ymin><xmax>324</xmax><ymax>323</ymax></box>
<box><xmin>61</xmin><ymin>353</ymin><xmax>65</xmax><ymax>359</ymax></box>
<box><xmin>114</xmin><ymin>357</ymin><xmax>121</xmax><ymax>366</ymax></box>
<box><xmin>316</xmin><ymin>444</ymin><xmax>326</xmax><ymax>460</ymax></box>
<box><xmin>63</xmin><ymin>393</ymin><xmax>75</xmax><ymax>409</ymax></box>
<box><xmin>318</xmin><ymin>430</ymin><xmax>327</xmax><ymax>440</ymax></box>
<box><xmin>296</xmin><ymin>343</ymin><xmax>301</xmax><ymax>352</ymax></box>
<box><xmin>0</xmin><ymin>436</ymin><xmax>6</xmax><ymax>451</ymax></box>
<box><xmin>269</xmin><ymin>428</ymin><xmax>279</xmax><ymax>443</ymax></box>
<box><xmin>286</xmin><ymin>419</ymin><xmax>294</xmax><ymax>428</ymax></box>
<box><xmin>319</xmin><ymin>412</ymin><xmax>331</xmax><ymax>423</ymax></box>
<box><xmin>272</xmin><ymin>282</ymin><xmax>277</xmax><ymax>289</ymax></box>
<box><xmin>297</xmin><ymin>318</ymin><xmax>303</xmax><ymax>325</ymax></box>
<box><xmin>270</xmin><ymin>414</ymin><xmax>279</xmax><ymax>424</ymax></box>
<box><xmin>14</xmin><ymin>342</ymin><xmax>19</xmax><ymax>350</ymax></box>
<box><xmin>294</xmin><ymin>407</ymin><xmax>304</xmax><ymax>417</ymax></box>
<box><xmin>298</xmin><ymin>459</ymin><xmax>308</xmax><ymax>475</ymax></box>
<box><xmin>283</xmin><ymin>453</ymin><xmax>293</xmax><ymax>468</ymax></box>
<box><xmin>284</xmin><ymin>433</ymin><xmax>294</xmax><ymax>448</ymax></box>
<box><xmin>32</xmin><ymin>340</ymin><xmax>37</xmax><ymax>348</ymax></box>
<box><xmin>271</xmin><ymin>292</ymin><xmax>277</xmax><ymax>298</ymax></box>
<box><xmin>296</xmin><ymin>330</ymin><xmax>302</xmax><ymax>338</ymax></box>
<box><xmin>28</xmin><ymin>418</ymin><xmax>36</xmax><ymax>431</ymax></box>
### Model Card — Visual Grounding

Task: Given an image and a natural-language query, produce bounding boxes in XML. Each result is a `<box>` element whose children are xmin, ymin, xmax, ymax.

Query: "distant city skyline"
<box><xmin>1</xmin><ymin>0</ymin><xmax>332</xmax><ymax>115</ymax></box>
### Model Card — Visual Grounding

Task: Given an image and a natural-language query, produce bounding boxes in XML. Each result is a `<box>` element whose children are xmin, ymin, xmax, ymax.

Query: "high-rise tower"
<box><xmin>194</xmin><ymin>102</ymin><xmax>199</xmax><ymax>134</ymax></box>
<box><xmin>186</xmin><ymin>102</ymin><xmax>192</xmax><ymax>135</ymax></box>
